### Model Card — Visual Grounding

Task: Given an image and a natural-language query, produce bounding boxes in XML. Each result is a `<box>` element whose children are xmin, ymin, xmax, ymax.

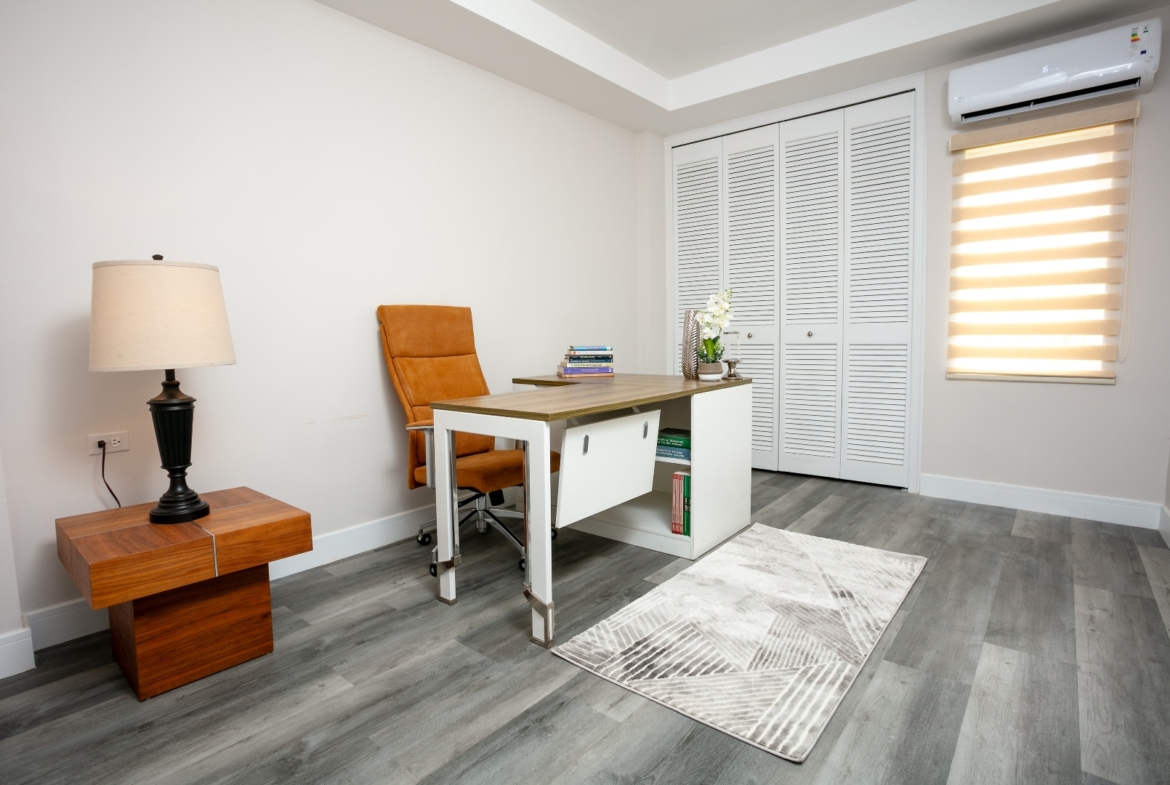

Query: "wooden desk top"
<box><xmin>56</xmin><ymin>488</ymin><xmax>312</xmax><ymax>609</ymax></box>
<box><xmin>431</xmin><ymin>373</ymin><xmax>751</xmax><ymax>422</ymax></box>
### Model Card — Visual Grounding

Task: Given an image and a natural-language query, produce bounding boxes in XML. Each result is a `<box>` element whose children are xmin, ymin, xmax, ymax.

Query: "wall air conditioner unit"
<box><xmin>949</xmin><ymin>18</ymin><xmax>1161</xmax><ymax>124</ymax></box>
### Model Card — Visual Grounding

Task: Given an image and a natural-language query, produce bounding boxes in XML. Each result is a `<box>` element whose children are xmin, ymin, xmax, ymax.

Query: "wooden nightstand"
<box><xmin>55</xmin><ymin>487</ymin><xmax>312</xmax><ymax>700</ymax></box>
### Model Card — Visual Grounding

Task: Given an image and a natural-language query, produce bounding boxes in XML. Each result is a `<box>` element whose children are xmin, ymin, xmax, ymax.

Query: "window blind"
<box><xmin>948</xmin><ymin>102</ymin><xmax>1139</xmax><ymax>382</ymax></box>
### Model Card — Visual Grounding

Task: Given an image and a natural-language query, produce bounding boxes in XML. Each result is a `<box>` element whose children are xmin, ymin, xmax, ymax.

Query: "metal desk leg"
<box><xmin>433</xmin><ymin>417</ymin><xmax>459</xmax><ymax>604</ymax></box>
<box><xmin>522</xmin><ymin>422</ymin><xmax>555</xmax><ymax>646</ymax></box>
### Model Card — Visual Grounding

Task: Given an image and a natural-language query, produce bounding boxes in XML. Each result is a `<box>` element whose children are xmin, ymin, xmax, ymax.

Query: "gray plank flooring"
<box><xmin>946</xmin><ymin>643</ymin><xmax>1080</xmax><ymax>785</ymax></box>
<box><xmin>3</xmin><ymin>472</ymin><xmax>1170</xmax><ymax>784</ymax></box>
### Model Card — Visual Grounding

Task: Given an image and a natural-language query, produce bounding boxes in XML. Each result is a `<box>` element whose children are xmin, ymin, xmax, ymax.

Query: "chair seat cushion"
<box><xmin>414</xmin><ymin>450</ymin><xmax>561</xmax><ymax>494</ymax></box>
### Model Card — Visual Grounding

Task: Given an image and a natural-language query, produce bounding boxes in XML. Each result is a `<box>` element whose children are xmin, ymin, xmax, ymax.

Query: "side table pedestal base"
<box><xmin>109</xmin><ymin>564</ymin><xmax>273</xmax><ymax>700</ymax></box>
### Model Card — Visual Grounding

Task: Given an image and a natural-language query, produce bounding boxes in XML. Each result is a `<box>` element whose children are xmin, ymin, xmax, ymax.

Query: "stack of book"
<box><xmin>656</xmin><ymin>428</ymin><xmax>691</xmax><ymax>462</ymax></box>
<box><xmin>558</xmin><ymin>345</ymin><xmax>614</xmax><ymax>378</ymax></box>
<box><xmin>671</xmin><ymin>471</ymin><xmax>690</xmax><ymax>536</ymax></box>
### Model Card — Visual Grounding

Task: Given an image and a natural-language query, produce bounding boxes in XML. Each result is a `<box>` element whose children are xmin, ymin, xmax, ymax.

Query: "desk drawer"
<box><xmin>555</xmin><ymin>410</ymin><xmax>660</xmax><ymax>529</ymax></box>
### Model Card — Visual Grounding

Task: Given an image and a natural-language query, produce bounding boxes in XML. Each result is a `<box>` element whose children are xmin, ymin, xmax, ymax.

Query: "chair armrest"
<box><xmin>406</xmin><ymin>421</ymin><xmax>436</xmax><ymax>488</ymax></box>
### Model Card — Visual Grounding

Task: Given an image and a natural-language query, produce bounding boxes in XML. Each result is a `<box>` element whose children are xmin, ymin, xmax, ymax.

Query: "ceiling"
<box><xmin>529</xmin><ymin>0</ymin><xmax>914</xmax><ymax>78</ymax></box>
<box><xmin>316</xmin><ymin>0</ymin><xmax>1165</xmax><ymax>135</ymax></box>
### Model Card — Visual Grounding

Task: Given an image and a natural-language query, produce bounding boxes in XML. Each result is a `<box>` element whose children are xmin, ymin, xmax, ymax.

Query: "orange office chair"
<box><xmin>377</xmin><ymin>305</ymin><xmax>560</xmax><ymax>573</ymax></box>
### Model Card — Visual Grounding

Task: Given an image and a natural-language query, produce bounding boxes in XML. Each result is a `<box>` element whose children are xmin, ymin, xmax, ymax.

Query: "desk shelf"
<box><xmin>562</xmin><ymin>383</ymin><xmax>752</xmax><ymax>562</ymax></box>
<box><xmin>574</xmin><ymin>491</ymin><xmax>692</xmax><ymax>559</ymax></box>
<box><xmin>654</xmin><ymin>455</ymin><xmax>691</xmax><ymax>466</ymax></box>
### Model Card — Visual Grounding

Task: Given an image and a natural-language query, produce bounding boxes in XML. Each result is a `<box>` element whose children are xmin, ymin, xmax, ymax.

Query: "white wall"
<box><xmin>1164</xmin><ymin>441</ymin><xmax>1170</xmax><ymax>510</ymax></box>
<box><xmin>919</xmin><ymin>9</ymin><xmax>1170</xmax><ymax>508</ymax></box>
<box><xmin>0</xmin><ymin>451</ymin><xmax>22</xmax><ymax>636</ymax></box>
<box><xmin>0</xmin><ymin>0</ymin><xmax>640</xmax><ymax>627</ymax></box>
<box><xmin>1162</xmin><ymin>441</ymin><xmax>1170</xmax><ymax>545</ymax></box>
<box><xmin>635</xmin><ymin>130</ymin><xmax>668</xmax><ymax>374</ymax></box>
<box><xmin>0</xmin><ymin>449</ymin><xmax>35</xmax><ymax>677</ymax></box>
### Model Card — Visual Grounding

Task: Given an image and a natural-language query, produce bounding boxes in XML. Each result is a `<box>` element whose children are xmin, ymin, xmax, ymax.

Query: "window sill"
<box><xmin>945</xmin><ymin>372</ymin><xmax>1116</xmax><ymax>385</ymax></box>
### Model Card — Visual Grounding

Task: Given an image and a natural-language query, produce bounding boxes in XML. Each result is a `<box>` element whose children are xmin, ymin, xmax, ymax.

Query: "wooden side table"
<box><xmin>56</xmin><ymin>487</ymin><xmax>312</xmax><ymax>700</ymax></box>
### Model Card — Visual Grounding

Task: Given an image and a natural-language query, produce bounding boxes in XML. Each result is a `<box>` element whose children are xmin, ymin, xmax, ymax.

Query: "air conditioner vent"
<box><xmin>960</xmin><ymin>78</ymin><xmax>1142</xmax><ymax>123</ymax></box>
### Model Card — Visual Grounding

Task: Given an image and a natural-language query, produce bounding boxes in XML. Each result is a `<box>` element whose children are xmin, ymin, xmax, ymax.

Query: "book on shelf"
<box><xmin>564</xmin><ymin>352</ymin><xmax>614</xmax><ymax>359</ymax></box>
<box><xmin>569</xmin><ymin>345</ymin><xmax>613</xmax><ymax>352</ymax></box>
<box><xmin>656</xmin><ymin>445</ymin><xmax>691</xmax><ymax>461</ymax></box>
<box><xmin>657</xmin><ymin>428</ymin><xmax>691</xmax><ymax>448</ymax></box>
<box><xmin>561</xmin><ymin>361</ymin><xmax>613</xmax><ymax>368</ymax></box>
<box><xmin>672</xmin><ymin>471</ymin><xmax>691</xmax><ymax>536</ymax></box>
<box><xmin>558</xmin><ymin>365</ymin><xmax>614</xmax><ymax>376</ymax></box>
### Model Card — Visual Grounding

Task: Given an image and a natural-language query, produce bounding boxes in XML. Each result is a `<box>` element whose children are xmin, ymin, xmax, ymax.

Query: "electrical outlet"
<box><xmin>88</xmin><ymin>432</ymin><xmax>130</xmax><ymax>456</ymax></box>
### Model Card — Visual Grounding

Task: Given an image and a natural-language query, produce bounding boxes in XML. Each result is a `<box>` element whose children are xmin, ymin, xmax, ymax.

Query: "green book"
<box><xmin>658</xmin><ymin>428</ymin><xmax>691</xmax><ymax>448</ymax></box>
<box><xmin>683</xmin><ymin>474</ymin><xmax>691</xmax><ymax>537</ymax></box>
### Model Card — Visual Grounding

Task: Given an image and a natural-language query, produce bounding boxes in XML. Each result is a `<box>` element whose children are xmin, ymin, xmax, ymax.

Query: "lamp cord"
<box><xmin>98</xmin><ymin>440</ymin><xmax>122</xmax><ymax>508</ymax></box>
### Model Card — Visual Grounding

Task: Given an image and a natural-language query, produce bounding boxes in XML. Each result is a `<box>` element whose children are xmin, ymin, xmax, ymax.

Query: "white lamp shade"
<box><xmin>89</xmin><ymin>260</ymin><xmax>236</xmax><ymax>371</ymax></box>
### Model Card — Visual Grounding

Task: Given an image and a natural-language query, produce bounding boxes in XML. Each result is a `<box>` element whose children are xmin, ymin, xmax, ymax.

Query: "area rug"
<box><xmin>552</xmin><ymin>524</ymin><xmax>927</xmax><ymax>762</ymax></box>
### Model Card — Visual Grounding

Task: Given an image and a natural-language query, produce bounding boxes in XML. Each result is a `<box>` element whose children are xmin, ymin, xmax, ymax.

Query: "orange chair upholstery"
<box><xmin>377</xmin><ymin>305</ymin><xmax>560</xmax><ymax>495</ymax></box>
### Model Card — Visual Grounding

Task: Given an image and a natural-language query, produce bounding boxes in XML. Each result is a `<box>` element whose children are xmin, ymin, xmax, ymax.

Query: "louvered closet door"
<box><xmin>777</xmin><ymin>111</ymin><xmax>845</xmax><ymax>477</ymax></box>
<box><xmin>722</xmin><ymin>125</ymin><xmax>780</xmax><ymax>470</ymax></box>
<box><xmin>672</xmin><ymin>139</ymin><xmax>723</xmax><ymax>374</ymax></box>
<box><xmin>840</xmin><ymin>93</ymin><xmax>914</xmax><ymax>487</ymax></box>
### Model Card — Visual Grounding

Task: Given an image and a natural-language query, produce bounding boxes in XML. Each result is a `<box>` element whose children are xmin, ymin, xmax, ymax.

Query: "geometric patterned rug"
<box><xmin>552</xmin><ymin>524</ymin><xmax>927</xmax><ymax>762</ymax></box>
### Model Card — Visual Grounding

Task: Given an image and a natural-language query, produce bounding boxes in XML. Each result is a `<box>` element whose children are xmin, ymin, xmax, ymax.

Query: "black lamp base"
<box><xmin>148</xmin><ymin>369</ymin><xmax>209</xmax><ymax>525</ymax></box>
<box><xmin>150</xmin><ymin>496</ymin><xmax>210</xmax><ymax>524</ymax></box>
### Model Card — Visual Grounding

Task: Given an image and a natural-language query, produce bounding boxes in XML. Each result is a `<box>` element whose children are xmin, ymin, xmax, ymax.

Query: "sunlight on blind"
<box><xmin>948</xmin><ymin>117</ymin><xmax>1135</xmax><ymax>381</ymax></box>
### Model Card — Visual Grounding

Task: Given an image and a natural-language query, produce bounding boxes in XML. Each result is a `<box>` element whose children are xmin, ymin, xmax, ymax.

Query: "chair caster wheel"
<box><xmin>429</xmin><ymin>563</ymin><xmax>437</xmax><ymax>577</ymax></box>
<box><xmin>518</xmin><ymin>558</ymin><xmax>525</xmax><ymax>571</ymax></box>
<box><xmin>417</xmin><ymin>532</ymin><xmax>432</xmax><ymax>545</ymax></box>
<box><xmin>551</xmin><ymin>528</ymin><xmax>557</xmax><ymax>540</ymax></box>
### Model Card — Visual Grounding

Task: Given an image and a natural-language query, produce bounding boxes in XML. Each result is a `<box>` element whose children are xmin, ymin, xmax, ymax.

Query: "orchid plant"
<box><xmin>696</xmin><ymin>288</ymin><xmax>733</xmax><ymax>364</ymax></box>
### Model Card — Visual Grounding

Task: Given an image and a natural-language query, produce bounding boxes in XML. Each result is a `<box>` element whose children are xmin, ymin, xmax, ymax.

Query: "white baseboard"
<box><xmin>919</xmin><ymin>474</ymin><xmax>1162</xmax><ymax>530</ymax></box>
<box><xmin>24</xmin><ymin>502</ymin><xmax>437</xmax><ymax>651</ymax></box>
<box><xmin>0</xmin><ymin>627</ymin><xmax>36</xmax><ymax>679</ymax></box>
<box><xmin>1160</xmin><ymin>505</ymin><xmax>1170</xmax><ymax>547</ymax></box>
<box><xmin>268</xmin><ymin>502</ymin><xmax>435</xmax><ymax>579</ymax></box>
<box><xmin>25</xmin><ymin>599</ymin><xmax>109</xmax><ymax>651</ymax></box>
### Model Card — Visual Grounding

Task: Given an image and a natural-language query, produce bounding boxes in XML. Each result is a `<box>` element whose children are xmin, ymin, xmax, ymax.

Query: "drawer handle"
<box><xmin>747</xmin><ymin>332</ymin><xmax>753</xmax><ymax>338</ymax></box>
<box><xmin>583</xmin><ymin>434</ymin><xmax>589</xmax><ymax>455</ymax></box>
<box><xmin>643</xmin><ymin>421</ymin><xmax>649</xmax><ymax>439</ymax></box>
<box><xmin>807</xmin><ymin>331</ymin><xmax>813</xmax><ymax>337</ymax></box>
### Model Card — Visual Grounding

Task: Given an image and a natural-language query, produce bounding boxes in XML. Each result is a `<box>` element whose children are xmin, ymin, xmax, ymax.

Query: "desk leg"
<box><xmin>434</xmin><ymin>419</ymin><xmax>458</xmax><ymax>604</ymax></box>
<box><xmin>522</xmin><ymin>422</ymin><xmax>555</xmax><ymax>646</ymax></box>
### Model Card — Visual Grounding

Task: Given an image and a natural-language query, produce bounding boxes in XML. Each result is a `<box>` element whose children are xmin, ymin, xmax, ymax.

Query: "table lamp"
<box><xmin>89</xmin><ymin>256</ymin><xmax>236</xmax><ymax>523</ymax></box>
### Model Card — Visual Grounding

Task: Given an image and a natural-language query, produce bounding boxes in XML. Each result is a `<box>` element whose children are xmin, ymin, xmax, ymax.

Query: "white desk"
<box><xmin>430</xmin><ymin>374</ymin><xmax>752</xmax><ymax>647</ymax></box>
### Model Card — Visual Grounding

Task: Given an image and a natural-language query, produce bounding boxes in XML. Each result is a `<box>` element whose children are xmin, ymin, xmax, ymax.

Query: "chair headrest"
<box><xmin>377</xmin><ymin>305</ymin><xmax>476</xmax><ymax>358</ymax></box>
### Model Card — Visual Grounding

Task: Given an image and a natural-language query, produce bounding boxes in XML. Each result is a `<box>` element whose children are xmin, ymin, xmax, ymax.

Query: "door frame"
<box><xmin>664</xmin><ymin>72</ymin><xmax>927</xmax><ymax>493</ymax></box>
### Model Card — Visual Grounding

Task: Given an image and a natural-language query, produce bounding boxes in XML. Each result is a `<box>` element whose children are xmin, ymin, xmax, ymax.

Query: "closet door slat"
<box><xmin>841</xmin><ymin>93</ymin><xmax>915</xmax><ymax>487</ymax></box>
<box><xmin>777</xmin><ymin>112</ymin><xmax>844</xmax><ymax>478</ymax></box>
<box><xmin>672</xmin><ymin>139</ymin><xmax>723</xmax><ymax>374</ymax></box>
<box><xmin>722</xmin><ymin>125</ymin><xmax>781</xmax><ymax>469</ymax></box>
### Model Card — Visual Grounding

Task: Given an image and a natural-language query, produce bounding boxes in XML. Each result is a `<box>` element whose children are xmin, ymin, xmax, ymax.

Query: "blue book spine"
<box><xmin>656</xmin><ymin>446</ymin><xmax>691</xmax><ymax>460</ymax></box>
<box><xmin>569</xmin><ymin>345</ymin><xmax>613</xmax><ymax>352</ymax></box>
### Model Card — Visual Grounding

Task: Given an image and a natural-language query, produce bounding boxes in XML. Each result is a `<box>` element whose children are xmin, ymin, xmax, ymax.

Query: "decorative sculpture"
<box><xmin>682</xmin><ymin>309</ymin><xmax>700</xmax><ymax>379</ymax></box>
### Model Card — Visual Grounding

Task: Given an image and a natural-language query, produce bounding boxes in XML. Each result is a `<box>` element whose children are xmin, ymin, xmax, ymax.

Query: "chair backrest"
<box><xmin>377</xmin><ymin>305</ymin><xmax>495</xmax><ymax>487</ymax></box>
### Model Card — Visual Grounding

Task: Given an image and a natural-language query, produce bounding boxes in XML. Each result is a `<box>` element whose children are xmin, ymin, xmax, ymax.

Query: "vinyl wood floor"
<box><xmin>3</xmin><ymin>472</ymin><xmax>1170</xmax><ymax>785</ymax></box>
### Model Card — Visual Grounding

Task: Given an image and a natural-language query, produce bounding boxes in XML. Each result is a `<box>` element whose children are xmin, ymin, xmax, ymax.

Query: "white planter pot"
<box><xmin>697</xmin><ymin>362</ymin><xmax>724</xmax><ymax>382</ymax></box>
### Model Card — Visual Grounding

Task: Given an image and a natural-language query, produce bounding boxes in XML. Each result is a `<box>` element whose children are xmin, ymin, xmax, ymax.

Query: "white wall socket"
<box><xmin>88</xmin><ymin>431</ymin><xmax>129</xmax><ymax>456</ymax></box>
